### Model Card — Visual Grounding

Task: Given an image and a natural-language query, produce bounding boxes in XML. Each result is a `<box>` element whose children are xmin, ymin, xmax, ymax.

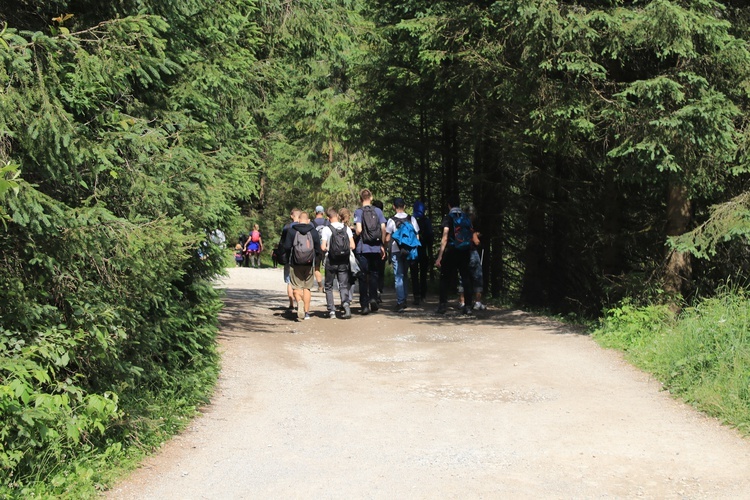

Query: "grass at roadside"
<box><xmin>593</xmin><ymin>289</ymin><xmax>750</xmax><ymax>434</ymax></box>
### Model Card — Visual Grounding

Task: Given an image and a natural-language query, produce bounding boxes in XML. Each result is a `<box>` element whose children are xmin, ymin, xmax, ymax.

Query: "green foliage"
<box><xmin>670</xmin><ymin>191</ymin><xmax>750</xmax><ymax>259</ymax></box>
<box><xmin>595</xmin><ymin>288</ymin><xmax>750</xmax><ymax>433</ymax></box>
<box><xmin>0</xmin><ymin>0</ymin><xmax>262</xmax><ymax>493</ymax></box>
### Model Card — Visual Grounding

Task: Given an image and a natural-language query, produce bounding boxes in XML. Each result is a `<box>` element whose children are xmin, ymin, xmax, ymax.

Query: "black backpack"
<box><xmin>328</xmin><ymin>225</ymin><xmax>350</xmax><ymax>263</ymax></box>
<box><xmin>360</xmin><ymin>205</ymin><xmax>381</xmax><ymax>245</ymax></box>
<box><xmin>292</xmin><ymin>230</ymin><xmax>315</xmax><ymax>265</ymax></box>
<box><xmin>415</xmin><ymin>215</ymin><xmax>433</xmax><ymax>247</ymax></box>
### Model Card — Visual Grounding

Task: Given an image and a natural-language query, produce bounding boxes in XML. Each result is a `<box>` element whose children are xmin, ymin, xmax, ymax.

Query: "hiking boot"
<box><xmin>297</xmin><ymin>302</ymin><xmax>305</xmax><ymax>320</ymax></box>
<box><xmin>395</xmin><ymin>302</ymin><xmax>407</xmax><ymax>313</ymax></box>
<box><xmin>369</xmin><ymin>300</ymin><xmax>379</xmax><ymax>312</ymax></box>
<box><xmin>436</xmin><ymin>303</ymin><xmax>447</xmax><ymax>314</ymax></box>
<box><xmin>343</xmin><ymin>303</ymin><xmax>352</xmax><ymax>319</ymax></box>
<box><xmin>329</xmin><ymin>310</ymin><xmax>337</xmax><ymax>319</ymax></box>
<box><xmin>360</xmin><ymin>305</ymin><xmax>371</xmax><ymax>315</ymax></box>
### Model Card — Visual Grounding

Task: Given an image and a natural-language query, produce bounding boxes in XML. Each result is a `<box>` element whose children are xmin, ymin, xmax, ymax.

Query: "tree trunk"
<box><xmin>520</xmin><ymin>159</ymin><xmax>548</xmax><ymax>307</ymax></box>
<box><xmin>663</xmin><ymin>181</ymin><xmax>693</xmax><ymax>298</ymax></box>
<box><xmin>601</xmin><ymin>166</ymin><xmax>623</xmax><ymax>279</ymax></box>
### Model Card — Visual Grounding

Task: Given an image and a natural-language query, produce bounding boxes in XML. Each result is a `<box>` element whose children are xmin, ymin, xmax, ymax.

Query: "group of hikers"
<box><xmin>262</xmin><ymin>188</ymin><xmax>486</xmax><ymax>321</ymax></box>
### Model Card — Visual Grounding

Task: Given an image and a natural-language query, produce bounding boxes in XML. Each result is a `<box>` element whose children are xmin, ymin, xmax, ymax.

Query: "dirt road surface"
<box><xmin>108</xmin><ymin>267</ymin><xmax>750</xmax><ymax>499</ymax></box>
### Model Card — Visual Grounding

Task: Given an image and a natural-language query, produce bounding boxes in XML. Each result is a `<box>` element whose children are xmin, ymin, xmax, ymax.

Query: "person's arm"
<box><xmin>435</xmin><ymin>226</ymin><xmax>450</xmax><ymax>268</ymax></box>
<box><xmin>384</xmin><ymin>219</ymin><xmax>393</xmax><ymax>247</ymax></box>
<box><xmin>320</xmin><ymin>228</ymin><xmax>329</xmax><ymax>253</ymax></box>
<box><xmin>354</xmin><ymin>208</ymin><xmax>362</xmax><ymax>236</ymax></box>
<box><xmin>347</xmin><ymin>228</ymin><xmax>356</xmax><ymax>250</ymax></box>
<box><xmin>380</xmin><ymin>222</ymin><xmax>387</xmax><ymax>259</ymax></box>
<box><xmin>283</xmin><ymin>228</ymin><xmax>294</xmax><ymax>252</ymax></box>
<box><xmin>259</xmin><ymin>235</ymin><xmax>264</xmax><ymax>252</ymax></box>
<box><xmin>313</xmin><ymin>229</ymin><xmax>322</xmax><ymax>255</ymax></box>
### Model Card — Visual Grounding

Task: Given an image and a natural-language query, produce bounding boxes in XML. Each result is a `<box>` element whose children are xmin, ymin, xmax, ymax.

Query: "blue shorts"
<box><xmin>458</xmin><ymin>248</ymin><xmax>483</xmax><ymax>293</ymax></box>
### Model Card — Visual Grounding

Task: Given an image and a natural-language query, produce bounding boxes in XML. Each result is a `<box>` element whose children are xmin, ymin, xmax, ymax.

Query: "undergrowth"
<box><xmin>594</xmin><ymin>288</ymin><xmax>750</xmax><ymax>434</ymax></box>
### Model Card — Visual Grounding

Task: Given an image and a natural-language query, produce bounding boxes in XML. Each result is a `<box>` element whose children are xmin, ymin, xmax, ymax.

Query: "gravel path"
<box><xmin>108</xmin><ymin>267</ymin><xmax>750</xmax><ymax>498</ymax></box>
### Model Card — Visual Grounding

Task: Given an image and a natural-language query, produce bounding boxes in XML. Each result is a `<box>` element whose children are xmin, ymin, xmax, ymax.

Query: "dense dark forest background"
<box><xmin>2</xmin><ymin>0</ymin><xmax>750</xmax><ymax>494</ymax></box>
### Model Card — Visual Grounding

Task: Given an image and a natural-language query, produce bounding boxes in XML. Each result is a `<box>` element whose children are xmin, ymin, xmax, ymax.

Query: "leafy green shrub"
<box><xmin>594</xmin><ymin>300</ymin><xmax>675</xmax><ymax>352</ymax></box>
<box><xmin>595</xmin><ymin>289</ymin><xmax>750</xmax><ymax>433</ymax></box>
<box><xmin>0</xmin><ymin>0</ymin><xmax>259</xmax><ymax>494</ymax></box>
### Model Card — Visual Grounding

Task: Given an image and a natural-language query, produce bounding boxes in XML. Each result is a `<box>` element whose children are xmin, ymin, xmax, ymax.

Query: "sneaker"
<box><xmin>304</xmin><ymin>313</ymin><xmax>311</xmax><ymax>320</ymax></box>
<box><xmin>458</xmin><ymin>302</ymin><xmax>465</xmax><ymax>309</ymax></box>
<box><xmin>329</xmin><ymin>310</ymin><xmax>337</xmax><ymax>319</ymax></box>
<box><xmin>369</xmin><ymin>300</ymin><xmax>379</xmax><ymax>312</ymax></box>
<box><xmin>473</xmin><ymin>301</ymin><xmax>487</xmax><ymax>311</ymax></box>
<box><xmin>376</xmin><ymin>291</ymin><xmax>382</xmax><ymax>303</ymax></box>
<box><xmin>436</xmin><ymin>303</ymin><xmax>447</xmax><ymax>314</ymax></box>
<box><xmin>395</xmin><ymin>302</ymin><xmax>407</xmax><ymax>313</ymax></box>
<box><xmin>343</xmin><ymin>303</ymin><xmax>352</xmax><ymax>319</ymax></box>
<box><xmin>297</xmin><ymin>302</ymin><xmax>305</xmax><ymax>320</ymax></box>
<box><xmin>360</xmin><ymin>305</ymin><xmax>371</xmax><ymax>315</ymax></box>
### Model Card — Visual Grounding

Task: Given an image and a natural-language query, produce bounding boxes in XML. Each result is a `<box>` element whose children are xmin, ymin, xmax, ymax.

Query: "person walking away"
<box><xmin>354</xmin><ymin>189</ymin><xmax>387</xmax><ymax>315</ymax></box>
<box><xmin>277</xmin><ymin>208</ymin><xmax>301</xmax><ymax>313</ymax></box>
<box><xmin>339</xmin><ymin>207</ymin><xmax>358</xmax><ymax>306</ymax></box>
<box><xmin>234</xmin><ymin>244</ymin><xmax>244</xmax><ymax>267</ymax></box>
<box><xmin>245</xmin><ymin>223</ymin><xmax>263</xmax><ymax>268</ymax></box>
<box><xmin>320</xmin><ymin>207</ymin><xmax>356</xmax><ymax>319</ymax></box>
<box><xmin>311</xmin><ymin>205</ymin><xmax>328</xmax><ymax>292</ymax></box>
<box><xmin>283</xmin><ymin>212</ymin><xmax>321</xmax><ymax>321</ymax></box>
<box><xmin>238</xmin><ymin>233</ymin><xmax>249</xmax><ymax>266</ymax></box>
<box><xmin>458</xmin><ymin>204</ymin><xmax>487</xmax><ymax>311</ymax></box>
<box><xmin>411</xmin><ymin>200</ymin><xmax>433</xmax><ymax>305</ymax></box>
<box><xmin>384</xmin><ymin>197</ymin><xmax>420</xmax><ymax>312</ymax></box>
<box><xmin>372</xmin><ymin>199</ymin><xmax>387</xmax><ymax>303</ymax></box>
<box><xmin>434</xmin><ymin>195</ymin><xmax>474</xmax><ymax>315</ymax></box>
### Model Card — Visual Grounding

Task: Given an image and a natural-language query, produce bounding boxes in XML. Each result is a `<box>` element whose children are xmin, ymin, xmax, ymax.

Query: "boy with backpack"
<box><xmin>384</xmin><ymin>197</ymin><xmax>420</xmax><ymax>312</ymax></box>
<box><xmin>277</xmin><ymin>208</ymin><xmax>301</xmax><ymax>313</ymax></box>
<box><xmin>354</xmin><ymin>189</ymin><xmax>387</xmax><ymax>315</ymax></box>
<box><xmin>320</xmin><ymin>207</ymin><xmax>356</xmax><ymax>319</ymax></box>
<box><xmin>372</xmin><ymin>199</ymin><xmax>387</xmax><ymax>303</ymax></box>
<box><xmin>434</xmin><ymin>195</ymin><xmax>474</xmax><ymax>315</ymax></box>
<box><xmin>282</xmin><ymin>212</ymin><xmax>322</xmax><ymax>321</ymax></box>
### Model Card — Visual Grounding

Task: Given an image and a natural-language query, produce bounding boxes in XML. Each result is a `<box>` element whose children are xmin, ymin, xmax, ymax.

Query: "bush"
<box><xmin>594</xmin><ymin>289</ymin><xmax>750</xmax><ymax>433</ymax></box>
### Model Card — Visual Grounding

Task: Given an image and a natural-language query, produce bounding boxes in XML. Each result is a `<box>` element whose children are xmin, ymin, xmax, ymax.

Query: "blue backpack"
<box><xmin>448</xmin><ymin>210</ymin><xmax>472</xmax><ymax>250</ymax></box>
<box><xmin>391</xmin><ymin>215</ymin><xmax>421</xmax><ymax>261</ymax></box>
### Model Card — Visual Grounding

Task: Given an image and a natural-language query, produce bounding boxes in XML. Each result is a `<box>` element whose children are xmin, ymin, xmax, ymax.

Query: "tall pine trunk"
<box><xmin>664</xmin><ymin>181</ymin><xmax>693</xmax><ymax>298</ymax></box>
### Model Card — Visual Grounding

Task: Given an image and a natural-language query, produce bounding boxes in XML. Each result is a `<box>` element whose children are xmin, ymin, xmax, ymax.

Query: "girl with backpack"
<box><xmin>339</xmin><ymin>207</ymin><xmax>359</xmax><ymax>307</ymax></box>
<box><xmin>244</xmin><ymin>223</ymin><xmax>264</xmax><ymax>268</ymax></box>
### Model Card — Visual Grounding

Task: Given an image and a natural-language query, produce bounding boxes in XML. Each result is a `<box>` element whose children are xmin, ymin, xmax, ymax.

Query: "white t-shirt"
<box><xmin>320</xmin><ymin>222</ymin><xmax>354</xmax><ymax>251</ymax></box>
<box><xmin>385</xmin><ymin>212</ymin><xmax>420</xmax><ymax>235</ymax></box>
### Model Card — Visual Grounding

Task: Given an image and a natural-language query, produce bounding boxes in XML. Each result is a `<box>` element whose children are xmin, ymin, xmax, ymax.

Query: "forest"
<box><xmin>1</xmin><ymin>0</ymin><xmax>750</xmax><ymax>495</ymax></box>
